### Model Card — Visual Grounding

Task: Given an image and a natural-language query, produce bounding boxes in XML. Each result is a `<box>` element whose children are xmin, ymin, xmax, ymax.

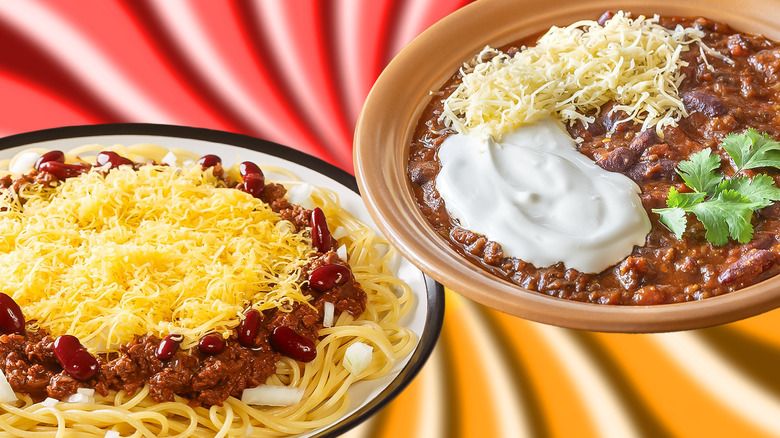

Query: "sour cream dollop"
<box><xmin>435</xmin><ymin>117</ymin><xmax>651</xmax><ymax>273</ymax></box>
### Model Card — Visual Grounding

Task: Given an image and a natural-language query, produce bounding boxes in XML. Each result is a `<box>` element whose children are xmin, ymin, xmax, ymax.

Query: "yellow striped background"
<box><xmin>342</xmin><ymin>289</ymin><xmax>780</xmax><ymax>437</ymax></box>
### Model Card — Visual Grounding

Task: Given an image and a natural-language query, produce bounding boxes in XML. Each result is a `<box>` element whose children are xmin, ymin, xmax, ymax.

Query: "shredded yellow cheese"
<box><xmin>440</xmin><ymin>11</ymin><xmax>730</xmax><ymax>139</ymax></box>
<box><xmin>0</xmin><ymin>164</ymin><xmax>314</xmax><ymax>353</ymax></box>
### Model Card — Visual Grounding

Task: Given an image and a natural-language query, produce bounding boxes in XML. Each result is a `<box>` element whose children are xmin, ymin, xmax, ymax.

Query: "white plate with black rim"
<box><xmin>0</xmin><ymin>123</ymin><xmax>445</xmax><ymax>438</ymax></box>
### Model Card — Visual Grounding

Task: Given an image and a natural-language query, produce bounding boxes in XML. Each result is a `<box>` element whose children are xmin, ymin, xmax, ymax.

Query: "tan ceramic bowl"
<box><xmin>354</xmin><ymin>0</ymin><xmax>780</xmax><ymax>332</ymax></box>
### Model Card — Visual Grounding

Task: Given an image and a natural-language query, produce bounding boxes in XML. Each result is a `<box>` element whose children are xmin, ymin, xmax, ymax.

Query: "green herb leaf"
<box><xmin>653</xmin><ymin>187</ymin><xmax>705</xmax><ymax>238</ymax></box>
<box><xmin>664</xmin><ymin>186</ymin><xmax>706</xmax><ymax>209</ymax></box>
<box><xmin>689</xmin><ymin>189</ymin><xmax>760</xmax><ymax>245</ymax></box>
<box><xmin>675</xmin><ymin>149</ymin><xmax>722</xmax><ymax>195</ymax></box>
<box><xmin>718</xmin><ymin>174</ymin><xmax>780</xmax><ymax>208</ymax></box>
<box><xmin>721</xmin><ymin>128</ymin><xmax>780</xmax><ymax>172</ymax></box>
<box><xmin>654</xmin><ymin>206</ymin><xmax>687</xmax><ymax>239</ymax></box>
<box><xmin>654</xmin><ymin>129</ymin><xmax>780</xmax><ymax>246</ymax></box>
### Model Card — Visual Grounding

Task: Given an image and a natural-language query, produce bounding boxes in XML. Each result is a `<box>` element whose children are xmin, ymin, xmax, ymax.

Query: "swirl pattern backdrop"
<box><xmin>2</xmin><ymin>1</ymin><xmax>780</xmax><ymax>437</ymax></box>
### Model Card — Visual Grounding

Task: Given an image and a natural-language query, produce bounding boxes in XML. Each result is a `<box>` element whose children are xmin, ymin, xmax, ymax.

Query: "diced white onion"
<box><xmin>10</xmin><ymin>152</ymin><xmax>41</xmax><ymax>175</ymax></box>
<box><xmin>343</xmin><ymin>342</ymin><xmax>373</xmax><ymax>375</ymax></box>
<box><xmin>65</xmin><ymin>392</ymin><xmax>94</xmax><ymax>404</ymax></box>
<box><xmin>323</xmin><ymin>301</ymin><xmax>335</xmax><ymax>328</ymax></box>
<box><xmin>241</xmin><ymin>385</ymin><xmax>304</xmax><ymax>406</ymax></box>
<box><xmin>161</xmin><ymin>151</ymin><xmax>177</xmax><ymax>167</ymax></box>
<box><xmin>336</xmin><ymin>244</ymin><xmax>348</xmax><ymax>262</ymax></box>
<box><xmin>182</xmin><ymin>160</ymin><xmax>195</xmax><ymax>168</ymax></box>
<box><xmin>77</xmin><ymin>388</ymin><xmax>95</xmax><ymax>396</ymax></box>
<box><xmin>244</xmin><ymin>424</ymin><xmax>254</xmax><ymax>437</ymax></box>
<box><xmin>0</xmin><ymin>370</ymin><xmax>16</xmax><ymax>403</ymax></box>
<box><xmin>41</xmin><ymin>397</ymin><xmax>58</xmax><ymax>407</ymax></box>
<box><xmin>104</xmin><ymin>430</ymin><xmax>121</xmax><ymax>438</ymax></box>
<box><xmin>331</xmin><ymin>226</ymin><xmax>349</xmax><ymax>240</ymax></box>
<box><xmin>285</xmin><ymin>183</ymin><xmax>314</xmax><ymax>209</ymax></box>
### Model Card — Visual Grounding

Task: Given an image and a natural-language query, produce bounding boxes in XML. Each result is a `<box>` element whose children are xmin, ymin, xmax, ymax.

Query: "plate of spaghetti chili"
<box><xmin>0</xmin><ymin>123</ymin><xmax>443</xmax><ymax>437</ymax></box>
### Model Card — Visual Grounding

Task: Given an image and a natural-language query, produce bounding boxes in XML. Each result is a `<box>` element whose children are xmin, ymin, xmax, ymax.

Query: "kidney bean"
<box><xmin>719</xmin><ymin>249</ymin><xmax>777</xmax><ymax>284</ymax></box>
<box><xmin>34</xmin><ymin>150</ymin><xmax>65</xmax><ymax>171</ymax></box>
<box><xmin>270</xmin><ymin>326</ymin><xmax>316</xmax><ymax>362</ymax></box>
<box><xmin>96</xmin><ymin>151</ymin><xmax>134</xmax><ymax>169</ymax></box>
<box><xmin>0</xmin><ymin>293</ymin><xmax>24</xmax><ymax>334</ymax></box>
<box><xmin>53</xmin><ymin>335</ymin><xmax>99</xmax><ymax>381</ymax></box>
<box><xmin>741</xmin><ymin>233</ymin><xmax>777</xmax><ymax>252</ymax></box>
<box><xmin>38</xmin><ymin>161</ymin><xmax>90</xmax><ymax>180</ymax></box>
<box><xmin>309</xmin><ymin>264</ymin><xmax>351</xmax><ymax>292</ymax></box>
<box><xmin>682</xmin><ymin>91</ymin><xmax>728</xmax><ymax>117</ymax></box>
<box><xmin>597</xmin><ymin>147</ymin><xmax>636</xmax><ymax>173</ymax></box>
<box><xmin>198</xmin><ymin>333</ymin><xmax>226</xmax><ymax>355</ymax></box>
<box><xmin>627</xmin><ymin>159</ymin><xmax>679</xmax><ymax>183</ymax></box>
<box><xmin>238</xmin><ymin>309</ymin><xmax>261</xmax><ymax>347</ymax></box>
<box><xmin>628</xmin><ymin>129</ymin><xmax>659</xmax><ymax>154</ymax></box>
<box><xmin>241</xmin><ymin>173</ymin><xmax>265</xmax><ymax>198</ymax></box>
<box><xmin>155</xmin><ymin>333</ymin><xmax>183</xmax><ymax>360</ymax></box>
<box><xmin>239</xmin><ymin>161</ymin><xmax>262</xmax><ymax>177</ymax></box>
<box><xmin>198</xmin><ymin>154</ymin><xmax>221</xmax><ymax>168</ymax></box>
<box><xmin>597</xmin><ymin>10</ymin><xmax>614</xmax><ymax>26</ymax></box>
<box><xmin>311</xmin><ymin>207</ymin><xmax>331</xmax><ymax>253</ymax></box>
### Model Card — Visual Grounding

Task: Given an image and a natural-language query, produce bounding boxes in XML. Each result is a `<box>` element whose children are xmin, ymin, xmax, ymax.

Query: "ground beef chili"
<box><xmin>0</xmin><ymin>159</ymin><xmax>367</xmax><ymax>406</ymax></box>
<box><xmin>407</xmin><ymin>15</ymin><xmax>780</xmax><ymax>305</ymax></box>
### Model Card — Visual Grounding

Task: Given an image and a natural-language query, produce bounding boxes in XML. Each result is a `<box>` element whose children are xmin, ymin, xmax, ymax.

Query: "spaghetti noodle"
<box><xmin>0</xmin><ymin>144</ymin><xmax>416</xmax><ymax>437</ymax></box>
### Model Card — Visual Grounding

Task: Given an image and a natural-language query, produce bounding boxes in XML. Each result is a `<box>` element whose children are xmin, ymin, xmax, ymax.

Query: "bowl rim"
<box><xmin>0</xmin><ymin>122</ymin><xmax>446</xmax><ymax>438</ymax></box>
<box><xmin>354</xmin><ymin>0</ymin><xmax>780</xmax><ymax>333</ymax></box>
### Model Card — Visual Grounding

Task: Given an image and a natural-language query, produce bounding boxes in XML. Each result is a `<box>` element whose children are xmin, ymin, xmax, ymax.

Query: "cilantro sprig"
<box><xmin>652</xmin><ymin>129</ymin><xmax>780</xmax><ymax>246</ymax></box>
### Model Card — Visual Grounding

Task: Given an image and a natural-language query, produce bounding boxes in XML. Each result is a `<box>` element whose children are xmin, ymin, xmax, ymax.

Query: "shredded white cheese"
<box><xmin>440</xmin><ymin>11</ymin><xmax>729</xmax><ymax>138</ymax></box>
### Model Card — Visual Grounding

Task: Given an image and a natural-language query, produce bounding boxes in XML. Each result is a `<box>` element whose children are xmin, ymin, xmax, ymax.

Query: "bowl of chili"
<box><xmin>354</xmin><ymin>0</ymin><xmax>780</xmax><ymax>332</ymax></box>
